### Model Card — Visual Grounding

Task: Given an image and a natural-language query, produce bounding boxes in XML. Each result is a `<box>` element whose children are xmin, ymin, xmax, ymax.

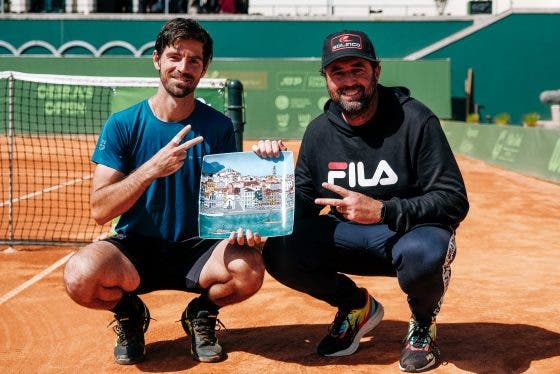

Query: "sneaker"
<box><xmin>110</xmin><ymin>294</ymin><xmax>151</xmax><ymax>365</ymax></box>
<box><xmin>399</xmin><ymin>319</ymin><xmax>440</xmax><ymax>372</ymax></box>
<box><xmin>181</xmin><ymin>297</ymin><xmax>225</xmax><ymax>363</ymax></box>
<box><xmin>317</xmin><ymin>290</ymin><xmax>384</xmax><ymax>357</ymax></box>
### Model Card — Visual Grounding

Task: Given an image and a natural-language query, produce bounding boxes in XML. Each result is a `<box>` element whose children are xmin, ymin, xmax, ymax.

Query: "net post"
<box><xmin>226</xmin><ymin>80</ymin><xmax>245</xmax><ymax>152</ymax></box>
<box><xmin>7</xmin><ymin>73</ymin><xmax>14</xmax><ymax>247</ymax></box>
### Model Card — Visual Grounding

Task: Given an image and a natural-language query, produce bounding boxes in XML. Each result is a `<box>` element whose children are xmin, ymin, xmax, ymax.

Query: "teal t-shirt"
<box><xmin>92</xmin><ymin>99</ymin><xmax>236</xmax><ymax>241</ymax></box>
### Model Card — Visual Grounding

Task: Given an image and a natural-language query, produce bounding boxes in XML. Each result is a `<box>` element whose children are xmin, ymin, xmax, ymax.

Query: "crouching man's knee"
<box><xmin>228</xmin><ymin>250</ymin><xmax>265</xmax><ymax>298</ymax></box>
<box><xmin>63</xmin><ymin>253</ymin><xmax>95</xmax><ymax>306</ymax></box>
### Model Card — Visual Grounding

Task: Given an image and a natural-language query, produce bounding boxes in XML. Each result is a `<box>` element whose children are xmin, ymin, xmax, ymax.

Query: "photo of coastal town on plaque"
<box><xmin>199</xmin><ymin>151</ymin><xmax>295</xmax><ymax>239</ymax></box>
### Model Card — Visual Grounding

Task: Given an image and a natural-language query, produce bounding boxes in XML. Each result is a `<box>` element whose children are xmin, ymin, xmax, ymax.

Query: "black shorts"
<box><xmin>104</xmin><ymin>234</ymin><xmax>221</xmax><ymax>294</ymax></box>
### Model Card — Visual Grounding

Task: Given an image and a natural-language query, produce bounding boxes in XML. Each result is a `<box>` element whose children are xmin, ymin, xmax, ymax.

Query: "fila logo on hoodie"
<box><xmin>327</xmin><ymin>160</ymin><xmax>398</xmax><ymax>187</ymax></box>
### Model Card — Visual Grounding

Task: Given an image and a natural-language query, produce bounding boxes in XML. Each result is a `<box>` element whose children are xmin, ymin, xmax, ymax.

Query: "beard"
<box><xmin>161</xmin><ymin>72</ymin><xmax>197</xmax><ymax>98</ymax></box>
<box><xmin>329</xmin><ymin>78</ymin><xmax>377</xmax><ymax>117</ymax></box>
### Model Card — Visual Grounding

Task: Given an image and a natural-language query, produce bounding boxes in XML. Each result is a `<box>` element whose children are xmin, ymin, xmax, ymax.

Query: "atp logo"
<box><xmin>327</xmin><ymin>160</ymin><xmax>398</xmax><ymax>187</ymax></box>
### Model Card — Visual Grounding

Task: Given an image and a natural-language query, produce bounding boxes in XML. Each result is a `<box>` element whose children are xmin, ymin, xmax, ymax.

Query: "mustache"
<box><xmin>337</xmin><ymin>85</ymin><xmax>364</xmax><ymax>96</ymax></box>
<box><xmin>173</xmin><ymin>72</ymin><xmax>195</xmax><ymax>81</ymax></box>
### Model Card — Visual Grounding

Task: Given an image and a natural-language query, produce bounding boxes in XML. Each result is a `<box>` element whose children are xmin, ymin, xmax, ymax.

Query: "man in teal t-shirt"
<box><xmin>63</xmin><ymin>18</ymin><xmax>275</xmax><ymax>366</ymax></box>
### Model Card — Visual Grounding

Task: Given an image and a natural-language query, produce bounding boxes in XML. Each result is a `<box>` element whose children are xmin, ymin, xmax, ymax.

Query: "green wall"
<box><xmin>0</xmin><ymin>18</ymin><xmax>471</xmax><ymax>58</ymax></box>
<box><xmin>442</xmin><ymin>121</ymin><xmax>560</xmax><ymax>184</ymax></box>
<box><xmin>0</xmin><ymin>57</ymin><xmax>451</xmax><ymax>139</ymax></box>
<box><xmin>0</xmin><ymin>56</ymin><xmax>156</xmax><ymax>76</ymax></box>
<box><xmin>426</xmin><ymin>14</ymin><xmax>560</xmax><ymax>125</ymax></box>
<box><xmin>1</xmin><ymin>13</ymin><xmax>558</xmax><ymax>126</ymax></box>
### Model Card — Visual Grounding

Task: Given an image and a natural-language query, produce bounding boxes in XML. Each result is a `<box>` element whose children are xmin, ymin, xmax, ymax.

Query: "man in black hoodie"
<box><xmin>258</xmin><ymin>30</ymin><xmax>469</xmax><ymax>372</ymax></box>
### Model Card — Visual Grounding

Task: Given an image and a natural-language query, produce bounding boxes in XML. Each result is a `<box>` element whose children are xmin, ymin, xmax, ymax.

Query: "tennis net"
<box><xmin>0</xmin><ymin>71</ymin><xmax>240</xmax><ymax>247</ymax></box>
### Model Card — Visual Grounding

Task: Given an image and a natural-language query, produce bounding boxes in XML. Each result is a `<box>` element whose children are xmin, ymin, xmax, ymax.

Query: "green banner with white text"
<box><xmin>442</xmin><ymin>121</ymin><xmax>560</xmax><ymax>183</ymax></box>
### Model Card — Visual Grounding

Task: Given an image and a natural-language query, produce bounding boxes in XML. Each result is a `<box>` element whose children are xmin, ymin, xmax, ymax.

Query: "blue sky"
<box><xmin>202</xmin><ymin>151</ymin><xmax>293</xmax><ymax>177</ymax></box>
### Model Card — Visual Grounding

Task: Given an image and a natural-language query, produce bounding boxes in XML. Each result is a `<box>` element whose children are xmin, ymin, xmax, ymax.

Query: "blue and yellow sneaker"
<box><xmin>317</xmin><ymin>289</ymin><xmax>384</xmax><ymax>356</ymax></box>
<box><xmin>399</xmin><ymin>318</ymin><xmax>440</xmax><ymax>372</ymax></box>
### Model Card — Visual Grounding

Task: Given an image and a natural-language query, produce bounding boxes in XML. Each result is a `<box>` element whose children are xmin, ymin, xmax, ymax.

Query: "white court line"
<box><xmin>0</xmin><ymin>172</ymin><xmax>107</xmax><ymax>305</ymax></box>
<box><xmin>0</xmin><ymin>174</ymin><xmax>93</xmax><ymax>207</ymax></box>
<box><xmin>0</xmin><ymin>230</ymin><xmax>112</xmax><ymax>306</ymax></box>
<box><xmin>0</xmin><ymin>251</ymin><xmax>75</xmax><ymax>306</ymax></box>
<box><xmin>0</xmin><ymin>228</ymin><xmax>113</xmax><ymax>306</ymax></box>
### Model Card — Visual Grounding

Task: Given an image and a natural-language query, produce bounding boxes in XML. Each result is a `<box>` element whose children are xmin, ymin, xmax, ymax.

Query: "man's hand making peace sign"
<box><xmin>314</xmin><ymin>182</ymin><xmax>384</xmax><ymax>224</ymax></box>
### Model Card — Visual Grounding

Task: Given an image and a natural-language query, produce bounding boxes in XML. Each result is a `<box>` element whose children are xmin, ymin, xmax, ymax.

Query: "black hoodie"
<box><xmin>295</xmin><ymin>84</ymin><xmax>469</xmax><ymax>233</ymax></box>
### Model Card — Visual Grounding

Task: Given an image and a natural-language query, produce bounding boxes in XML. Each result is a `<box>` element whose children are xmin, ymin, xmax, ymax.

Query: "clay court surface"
<box><xmin>1</xmin><ymin>140</ymin><xmax>559</xmax><ymax>373</ymax></box>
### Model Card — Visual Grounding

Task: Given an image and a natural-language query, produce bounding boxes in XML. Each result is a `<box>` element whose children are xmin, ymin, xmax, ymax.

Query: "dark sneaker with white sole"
<box><xmin>399</xmin><ymin>318</ymin><xmax>440</xmax><ymax>372</ymax></box>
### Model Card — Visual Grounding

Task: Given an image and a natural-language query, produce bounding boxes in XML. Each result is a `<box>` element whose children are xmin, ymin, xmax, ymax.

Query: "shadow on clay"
<box><xmin>136</xmin><ymin>320</ymin><xmax>560</xmax><ymax>373</ymax></box>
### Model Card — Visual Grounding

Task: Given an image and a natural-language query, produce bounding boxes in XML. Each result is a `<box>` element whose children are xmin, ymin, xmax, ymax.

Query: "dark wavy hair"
<box><xmin>154</xmin><ymin>18</ymin><xmax>214</xmax><ymax>67</ymax></box>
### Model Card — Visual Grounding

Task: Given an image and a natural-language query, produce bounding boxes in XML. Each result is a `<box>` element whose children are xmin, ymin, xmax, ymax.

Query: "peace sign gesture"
<box><xmin>314</xmin><ymin>182</ymin><xmax>384</xmax><ymax>224</ymax></box>
<box><xmin>148</xmin><ymin>125</ymin><xmax>204</xmax><ymax>179</ymax></box>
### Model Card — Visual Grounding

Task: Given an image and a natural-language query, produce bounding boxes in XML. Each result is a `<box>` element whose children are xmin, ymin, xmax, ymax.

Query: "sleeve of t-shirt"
<box><xmin>91</xmin><ymin>114</ymin><xmax>128</xmax><ymax>173</ymax></box>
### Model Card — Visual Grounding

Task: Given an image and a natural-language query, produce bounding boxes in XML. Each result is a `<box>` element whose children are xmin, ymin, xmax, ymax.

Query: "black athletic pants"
<box><xmin>263</xmin><ymin>214</ymin><xmax>456</xmax><ymax>325</ymax></box>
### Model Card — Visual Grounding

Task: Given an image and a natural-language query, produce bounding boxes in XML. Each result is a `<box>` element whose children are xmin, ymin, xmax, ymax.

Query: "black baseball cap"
<box><xmin>321</xmin><ymin>30</ymin><xmax>378</xmax><ymax>70</ymax></box>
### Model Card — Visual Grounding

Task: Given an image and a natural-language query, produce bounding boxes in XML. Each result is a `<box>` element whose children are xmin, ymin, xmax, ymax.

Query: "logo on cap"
<box><xmin>331</xmin><ymin>33</ymin><xmax>362</xmax><ymax>52</ymax></box>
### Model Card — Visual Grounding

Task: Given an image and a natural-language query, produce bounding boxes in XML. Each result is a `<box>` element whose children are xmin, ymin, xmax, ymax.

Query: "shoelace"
<box><xmin>328</xmin><ymin>309</ymin><xmax>351</xmax><ymax>337</ymax></box>
<box><xmin>108</xmin><ymin>317</ymin><xmax>137</xmax><ymax>346</ymax></box>
<box><xmin>408</xmin><ymin>324</ymin><xmax>434</xmax><ymax>349</ymax></box>
<box><xmin>190</xmin><ymin>314</ymin><xmax>226</xmax><ymax>344</ymax></box>
<box><xmin>108</xmin><ymin>314</ymin><xmax>152</xmax><ymax>346</ymax></box>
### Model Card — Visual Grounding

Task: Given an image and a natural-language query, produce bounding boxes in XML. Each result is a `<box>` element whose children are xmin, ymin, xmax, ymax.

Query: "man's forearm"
<box><xmin>91</xmin><ymin>164</ymin><xmax>156</xmax><ymax>225</ymax></box>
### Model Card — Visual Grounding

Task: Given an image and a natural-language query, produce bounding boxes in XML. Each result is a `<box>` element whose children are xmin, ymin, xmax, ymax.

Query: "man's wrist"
<box><xmin>379</xmin><ymin>201</ymin><xmax>386</xmax><ymax>223</ymax></box>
